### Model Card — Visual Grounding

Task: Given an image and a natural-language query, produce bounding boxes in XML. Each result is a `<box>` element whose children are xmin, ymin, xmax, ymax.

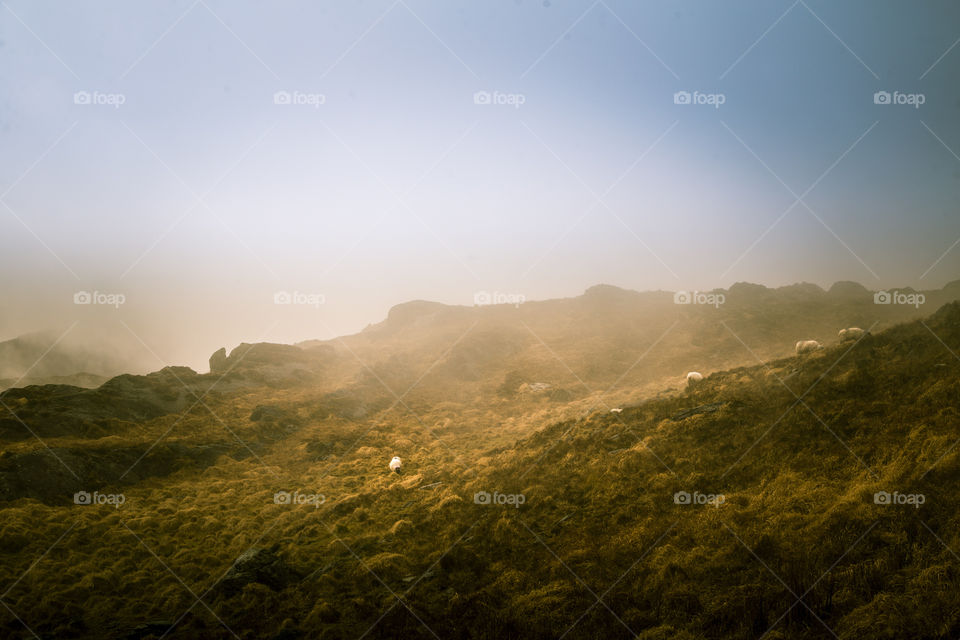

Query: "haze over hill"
<box><xmin>2</xmin><ymin>287</ymin><xmax>960</xmax><ymax>638</ymax></box>
<box><xmin>6</xmin><ymin>278</ymin><xmax>956</xmax><ymax>392</ymax></box>
<box><xmin>5</xmin><ymin>2</ymin><xmax>960</xmax><ymax>370</ymax></box>
<box><xmin>0</xmin><ymin>332</ymin><xmax>145</xmax><ymax>391</ymax></box>
<box><xmin>4</xmin><ymin>2</ymin><xmax>960</xmax><ymax>638</ymax></box>
<box><xmin>294</xmin><ymin>279</ymin><xmax>960</xmax><ymax>402</ymax></box>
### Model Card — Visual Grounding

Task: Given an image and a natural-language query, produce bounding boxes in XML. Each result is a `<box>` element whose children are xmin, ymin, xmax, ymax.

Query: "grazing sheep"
<box><xmin>610</xmin><ymin>408</ymin><xmax>622</xmax><ymax>414</ymax></box>
<box><xmin>838</xmin><ymin>327</ymin><xmax>866</xmax><ymax>342</ymax></box>
<box><xmin>795</xmin><ymin>340</ymin><xmax>823</xmax><ymax>354</ymax></box>
<box><xmin>686</xmin><ymin>371</ymin><xmax>703</xmax><ymax>386</ymax></box>
<box><xmin>389</xmin><ymin>456</ymin><xmax>402</xmax><ymax>474</ymax></box>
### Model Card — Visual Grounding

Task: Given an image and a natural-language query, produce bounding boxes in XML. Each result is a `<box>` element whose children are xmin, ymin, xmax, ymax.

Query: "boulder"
<box><xmin>209</xmin><ymin>347</ymin><xmax>228</xmax><ymax>374</ymax></box>
<box><xmin>216</xmin><ymin>547</ymin><xmax>302</xmax><ymax>595</ymax></box>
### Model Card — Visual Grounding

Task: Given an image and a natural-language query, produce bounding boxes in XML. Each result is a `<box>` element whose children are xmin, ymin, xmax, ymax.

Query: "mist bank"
<box><xmin>4</xmin><ymin>278</ymin><xmax>958</xmax><ymax>392</ymax></box>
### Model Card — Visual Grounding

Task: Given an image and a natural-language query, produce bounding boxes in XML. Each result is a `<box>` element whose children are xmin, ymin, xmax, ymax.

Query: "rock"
<box><xmin>671</xmin><ymin>402</ymin><xmax>725</xmax><ymax>421</ymax></box>
<box><xmin>216</xmin><ymin>547</ymin><xmax>302</xmax><ymax>595</ymax></box>
<box><xmin>209</xmin><ymin>347</ymin><xmax>228</xmax><ymax>374</ymax></box>
<box><xmin>123</xmin><ymin>620</ymin><xmax>175</xmax><ymax>639</ymax></box>
<box><xmin>211</xmin><ymin>343</ymin><xmax>320</xmax><ymax>386</ymax></box>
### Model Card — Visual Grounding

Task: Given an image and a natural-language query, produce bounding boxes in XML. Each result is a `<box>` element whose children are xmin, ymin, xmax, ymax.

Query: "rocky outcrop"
<box><xmin>216</xmin><ymin>547</ymin><xmax>302</xmax><ymax>595</ymax></box>
<box><xmin>209</xmin><ymin>347</ymin><xmax>228</xmax><ymax>374</ymax></box>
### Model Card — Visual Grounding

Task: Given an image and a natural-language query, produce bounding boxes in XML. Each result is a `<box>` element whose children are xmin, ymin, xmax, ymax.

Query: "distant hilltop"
<box><xmin>4</xmin><ymin>279</ymin><xmax>958</xmax><ymax>391</ymax></box>
<box><xmin>313</xmin><ymin>279</ymin><xmax>960</xmax><ymax>343</ymax></box>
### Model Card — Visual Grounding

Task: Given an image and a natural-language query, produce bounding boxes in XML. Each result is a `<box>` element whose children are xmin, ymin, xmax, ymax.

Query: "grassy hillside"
<box><xmin>1</xmin><ymin>286</ymin><xmax>959</xmax><ymax>638</ymax></box>
<box><xmin>299</xmin><ymin>281</ymin><xmax>959</xmax><ymax>408</ymax></box>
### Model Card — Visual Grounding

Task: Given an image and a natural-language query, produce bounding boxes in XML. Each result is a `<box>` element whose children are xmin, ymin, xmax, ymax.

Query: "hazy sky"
<box><xmin>2</xmin><ymin>0</ymin><xmax>959</xmax><ymax>371</ymax></box>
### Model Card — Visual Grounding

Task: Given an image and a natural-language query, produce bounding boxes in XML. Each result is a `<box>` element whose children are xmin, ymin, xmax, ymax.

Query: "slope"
<box><xmin>0</xmin><ymin>302</ymin><xmax>958</xmax><ymax>638</ymax></box>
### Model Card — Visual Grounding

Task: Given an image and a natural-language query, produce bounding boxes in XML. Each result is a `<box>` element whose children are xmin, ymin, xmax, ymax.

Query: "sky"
<box><xmin>1</xmin><ymin>0</ymin><xmax>959</xmax><ymax>372</ymax></box>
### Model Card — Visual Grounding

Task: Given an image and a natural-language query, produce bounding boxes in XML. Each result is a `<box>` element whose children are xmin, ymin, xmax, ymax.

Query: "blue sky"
<box><xmin>1</xmin><ymin>0</ymin><xmax>959</xmax><ymax>369</ymax></box>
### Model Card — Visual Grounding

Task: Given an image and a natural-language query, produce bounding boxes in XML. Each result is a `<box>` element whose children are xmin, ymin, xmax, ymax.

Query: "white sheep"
<box><xmin>795</xmin><ymin>340</ymin><xmax>823</xmax><ymax>354</ymax></box>
<box><xmin>686</xmin><ymin>371</ymin><xmax>703</xmax><ymax>386</ymax></box>
<box><xmin>610</xmin><ymin>408</ymin><xmax>622</xmax><ymax>414</ymax></box>
<box><xmin>838</xmin><ymin>327</ymin><xmax>866</xmax><ymax>342</ymax></box>
<box><xmin>389</xmin><ymin>456</ymin><xmax>402</xmax><ymax>474</ymax></box>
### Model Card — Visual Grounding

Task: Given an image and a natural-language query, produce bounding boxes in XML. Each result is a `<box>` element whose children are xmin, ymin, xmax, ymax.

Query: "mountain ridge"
<box><xmin>2</xmin><ymin>296</ymin><xmax>960</xmax><ymax>638</ymax></box>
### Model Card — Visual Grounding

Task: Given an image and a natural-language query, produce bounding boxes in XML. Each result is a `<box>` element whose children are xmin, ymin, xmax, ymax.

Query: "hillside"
<box><xmin>0</xmin><ymin>285</ymin><xmax>959</xmax><ymax>638</ymax></box>
<box><xmin>297</xmin><ymin>280</ymin><xmax>959</xmax><ymax>405</ymax></box>
<box><xmin>3</xmin><ymin>280</ymin><xmax>954</xmax><ymax>506</ymax></box>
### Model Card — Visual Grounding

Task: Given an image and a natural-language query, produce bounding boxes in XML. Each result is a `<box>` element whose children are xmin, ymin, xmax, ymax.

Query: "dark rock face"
<box><xmin>0</xmin><ymin>369</ymin><xmax>201</xmax><ymax>441</ymax></box>
<box><xmin>209</xmin><ymin>347</ymin><xmax>228</xmax><ymax>374</ymax></box>
<box><xmin>210</xmin><ymin>343</ymin><xmax>316</xmax><ymax>376</ymax></box>
<box><xmin>216</xmin><ymin>547</ymin><xmax>302</xmax><ymax>595</ymax></box>
<box><xmin>209</xmin><ymin>343</ymin><xmax>323</xmax><ymax>387</ymax></box>
<box><xmin>226</xmin><ymin>343</ymin><xmax>312</xmax><ymax>369</ymax></box>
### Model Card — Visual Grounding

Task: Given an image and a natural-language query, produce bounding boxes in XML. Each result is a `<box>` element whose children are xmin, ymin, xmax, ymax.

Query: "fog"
<box><xmin>2</xmin><ymin>0</ymin><xmax>959</xmax><ymax>373</ymax></box>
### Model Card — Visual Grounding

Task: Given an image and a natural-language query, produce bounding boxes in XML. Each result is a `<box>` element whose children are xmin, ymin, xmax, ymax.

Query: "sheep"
<box><xmin>610</xmin><ymin>408</ymin><xmax>622</xmax><ymax>414</ymax></box>
<box><xmin>389</xmin><ymin>456</ymin><xmax>402</xmax><ymax>474</ymax></box>
<box><xmin>686</xmin><ymin>371</ymin><xmax>703</xmax><ymax>386</ymax></box>
<box><xmin>838</xmin><ymin>327</ymin><xmax>866</xmax><ymax>342</ymax></box>
<box><xmin>795</xmin><ymin>340</ymin><xmax>823</xmax><ymax>354</ymax></box>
